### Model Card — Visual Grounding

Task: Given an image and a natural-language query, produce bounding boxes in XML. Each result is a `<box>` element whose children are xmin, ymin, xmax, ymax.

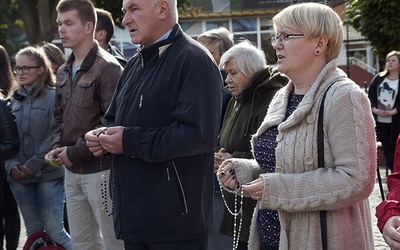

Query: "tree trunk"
<box><xmin>17</xmin><ymin>0</ymin><xmax>59</xmax><ymax>44</ymax></box>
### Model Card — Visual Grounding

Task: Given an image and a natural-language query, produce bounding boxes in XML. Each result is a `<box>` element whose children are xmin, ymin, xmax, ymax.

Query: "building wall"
<box><xmin>54</xmin><ymin>4</ymin><xmax>379</xmax><ymax>81</ymax></box>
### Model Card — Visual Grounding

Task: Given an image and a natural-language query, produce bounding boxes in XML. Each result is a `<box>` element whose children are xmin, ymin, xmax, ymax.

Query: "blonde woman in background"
<box><xmin>41</xmin><ymin>42</ymin><xmax>67</xmax><ymax>74</ymax></box>
<box><xmin>368</xmin><ymin>50</ymin><xmax>400</xmax><ymax>175</ymax></box>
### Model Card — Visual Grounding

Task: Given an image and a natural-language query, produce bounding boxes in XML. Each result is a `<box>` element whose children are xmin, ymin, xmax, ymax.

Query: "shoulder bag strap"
<box><xmin>318</xmin><ymin>82</ymin><xmax>338</xmax><ymax>250</ymax></box>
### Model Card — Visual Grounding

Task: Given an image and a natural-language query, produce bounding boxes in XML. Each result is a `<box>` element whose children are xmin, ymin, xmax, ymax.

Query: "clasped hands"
<box><xmin>216</xmin><ymin>161</ymin><xmax>265</xmax><ymax>201</ymax></box>
<box><xmin>85</xmin><ymin>126</ymin><xmax>125</xmax><ymax>156</ymax></box>
<box><xmin>11</xmin><ymin>164</ymin><xmax>33</xmax><ymax>179</ymax></box>
<box><xmin>373</xmin><ymin>107</ymin><xmax>398</xmax><ymax>117</ymax></box>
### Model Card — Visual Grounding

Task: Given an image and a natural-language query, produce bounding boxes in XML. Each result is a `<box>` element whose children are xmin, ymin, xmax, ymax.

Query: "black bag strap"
<box><xmin>318</xmin><ymin>82</ymin><xmax>338</xmax><ymax>250</ymax></box>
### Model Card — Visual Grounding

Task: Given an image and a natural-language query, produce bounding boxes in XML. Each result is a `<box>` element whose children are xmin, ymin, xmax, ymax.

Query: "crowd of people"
<box><xmin>0</xmin><ymin>0</ymin><xmax>399</xmax><ymax>249</ymax></box>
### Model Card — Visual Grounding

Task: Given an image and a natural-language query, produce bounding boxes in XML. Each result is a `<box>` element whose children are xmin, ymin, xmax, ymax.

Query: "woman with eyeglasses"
<box><xmin>5</xmin><ymin>46</ymin><xmax>72</xmax><ymax>249</ymax></box>
<box><xmin>217</xmin><ymin>2</ymin><xmax>376</xmax><ymax>250</ymax></box>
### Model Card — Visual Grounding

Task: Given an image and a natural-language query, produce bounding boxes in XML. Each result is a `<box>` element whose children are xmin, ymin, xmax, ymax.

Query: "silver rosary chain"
<box><xmin>219</xmin><ymin>181</ymin><xmax>244</xmax><ymax>250</ymax></box>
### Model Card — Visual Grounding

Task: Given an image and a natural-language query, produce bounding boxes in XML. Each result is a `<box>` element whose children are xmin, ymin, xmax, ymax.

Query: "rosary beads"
<box><xmin>219</xmin><ymin>181</ymin><xmax>244</xmax><ymax>250</ymax></box>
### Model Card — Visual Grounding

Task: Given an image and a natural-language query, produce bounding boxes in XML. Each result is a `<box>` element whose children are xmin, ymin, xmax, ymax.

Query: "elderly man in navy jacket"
<box><xmin>85</xmin><ymin>0</ymin><xmax>222</xmax><ymax>249</ymax></box>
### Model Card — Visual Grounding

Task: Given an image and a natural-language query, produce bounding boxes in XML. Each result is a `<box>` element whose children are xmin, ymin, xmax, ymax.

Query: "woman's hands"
<box><xmin>216</xmin><ymin>160</ymin><xmax>265</xmax><ymax>201</ymax></box>
<box><xmin>11</xmin><ymin>164</ymin><xmax>33</xmax><ymax>179</ymax></box>
<box><xmin>242</xmin><ymin>177</ymin><xmax>264</xmax><ymax>201</ymax></box>
<box><xmin>373</xmin><ymin>107</ymin><xmax>398</xmax><ymax>117</ymax></box>
<box><xmin>216</xmin><ymin>161</ymin><xmax>239</xmax><ymax>190</ymax></box>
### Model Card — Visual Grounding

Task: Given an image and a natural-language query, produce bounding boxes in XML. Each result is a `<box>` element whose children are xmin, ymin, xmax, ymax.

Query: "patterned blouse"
<box><xmin>253</xmin><ymin>93</ymin><xmax>304</xmax><ymax>247</ymax></box>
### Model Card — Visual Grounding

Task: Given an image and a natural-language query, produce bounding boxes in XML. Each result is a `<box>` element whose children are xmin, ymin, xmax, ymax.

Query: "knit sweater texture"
<box><xmin>228</xmin><ymin>60</ymin><xmax>377</xmax><ymax>250</ymax></box>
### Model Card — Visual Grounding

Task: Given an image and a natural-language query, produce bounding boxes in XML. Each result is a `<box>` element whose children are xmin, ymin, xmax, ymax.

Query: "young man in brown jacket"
<box><xmin>45</xmin><ymin>0</ymin><xmax>124</xmax><ymax>249</ymax></box>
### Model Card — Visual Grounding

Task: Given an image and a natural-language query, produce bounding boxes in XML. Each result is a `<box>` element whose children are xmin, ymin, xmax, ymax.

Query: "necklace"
<box><xmin>219</xmin><ymin>181</ymin><xmax>244</xmax><ymax>250</ymax></box>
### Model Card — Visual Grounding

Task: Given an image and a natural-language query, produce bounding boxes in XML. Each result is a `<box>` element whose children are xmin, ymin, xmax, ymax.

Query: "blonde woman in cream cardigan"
<box><xmin>217</xmin><ymin>2</ymin><xmax>376</xmax><ymax>250</ymax></box>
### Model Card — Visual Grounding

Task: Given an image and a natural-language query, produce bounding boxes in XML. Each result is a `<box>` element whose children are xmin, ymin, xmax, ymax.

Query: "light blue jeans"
<box><xmin>10</xmin><ymin>177</ymin><xmax>72</xmax><ymax>250</ymax></box>
<box><xmin>65</xmin><ymin>169</ymin><xmax>124</xmax><ymax>250</ymax></box>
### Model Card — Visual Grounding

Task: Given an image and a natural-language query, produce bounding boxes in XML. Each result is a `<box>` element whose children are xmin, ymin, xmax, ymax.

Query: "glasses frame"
<box><xmin>14</xmin><ymin>66</ymin><xmax>41</xmax><ymax>74</ymax></box>
<box><xmin>271</xmin><ymin>33</ymin><xmax>305</xmax><ymax>46</ymax></box>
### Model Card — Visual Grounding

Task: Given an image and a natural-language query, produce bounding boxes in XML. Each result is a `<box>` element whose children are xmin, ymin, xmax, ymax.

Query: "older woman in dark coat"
<box><xmin>214</xmin><ymin>41</ymin><xmax>288</xmax><ymax>250</ymax></box>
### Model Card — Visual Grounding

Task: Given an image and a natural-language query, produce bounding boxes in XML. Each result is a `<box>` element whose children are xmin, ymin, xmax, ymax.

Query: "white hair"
<box><xmin>153</xmin><ymin>0</ymin><xmax>178</xmax><ymax>22</ymax></box>
<box><xmin>220</xmin><ymin>41</ymin><xmax>267</xmax><ymax>78</ymax></box>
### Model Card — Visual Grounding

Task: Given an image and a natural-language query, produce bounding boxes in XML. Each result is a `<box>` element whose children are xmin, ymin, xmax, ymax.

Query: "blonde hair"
<box><xmin>273</xmin><ymin>2</ymin><xmax>343</xmax><ymax>62</ymax></box>
<box><xmin>41</xmin><ymin>42</ymin><xmax>67</xmax><ymax>72</ymax></box>
<box><xmin>380</xmin><ymin>50</ymin><xmax>400</xmax><ymax>76</ymax></box>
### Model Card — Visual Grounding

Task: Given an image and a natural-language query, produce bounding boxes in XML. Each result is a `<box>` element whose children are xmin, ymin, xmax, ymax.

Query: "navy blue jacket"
<box><xmin>105</xmin><ymin>24</ymin><xmax>223</xmax><ymax>242</ymax></box>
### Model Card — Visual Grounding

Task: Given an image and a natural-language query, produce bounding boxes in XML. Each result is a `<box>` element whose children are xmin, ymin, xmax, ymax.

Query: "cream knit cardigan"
<box><xmin>228</xmin><ymin>61</ymin><xmax>376</xmax><ymax>250</ymax></box>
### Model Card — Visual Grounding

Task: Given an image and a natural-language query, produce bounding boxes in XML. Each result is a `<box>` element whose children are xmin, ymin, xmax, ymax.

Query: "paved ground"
<box><xmin>12</xmin><ymin>166</ymin><xmax>391</xmax><ymax>249</ymax></box>
<box><xmin>371</xmin><ymin>166</ymin><xmax>390</xmax><ymax>250</ymax></box>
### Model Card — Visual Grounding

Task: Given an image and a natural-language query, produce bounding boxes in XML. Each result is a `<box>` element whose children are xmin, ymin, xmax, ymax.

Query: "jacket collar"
<box><xmin>226</xmin><ymin>68</ymin><xmax>274</xmax><ymax>103</ymax></box>
<box><xmin>64</xmin><ymin>42</ymin><xmax>100</xmax><ymax>74</ymax></box>
<box><xmin>13</xmin><ymin>85</ymin><xmax>36</xmax><ymax>100</ymax></box>
<box><xmin>137</xmin><ymin>24</ymin><xmax>183</xmax><ymax>63</ymax></box>
<box><xmin>278</xmin><ymin>60</ymin><xmax>346</xmax><ymax>132</ymax></box>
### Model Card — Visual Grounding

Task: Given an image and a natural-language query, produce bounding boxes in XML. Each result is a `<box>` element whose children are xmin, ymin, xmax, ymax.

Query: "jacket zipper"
<box><xmin>171</xmin><ymin>161</ymin><xmax>188</xmax><ymax>214</ymax></box>
<box><xmin>140</xmin><ymin>52</ymin><xmax>144</xmax><ymax>68</ymax></box>
<box><xmin>139</xmin><ymin>95</ymin><xmax>143</xmax><ymax>108</ymax></box>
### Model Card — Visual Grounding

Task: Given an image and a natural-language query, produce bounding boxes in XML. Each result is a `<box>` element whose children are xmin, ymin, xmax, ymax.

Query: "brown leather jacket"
<box><xmin>51</xmin><ymin>42</ymin><xmax>122</xmax><ymax>174</ymax></box>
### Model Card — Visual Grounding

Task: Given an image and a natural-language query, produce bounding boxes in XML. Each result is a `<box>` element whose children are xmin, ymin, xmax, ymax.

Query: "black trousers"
<box><xmin>124</xmin><ymin>237</ymin><xmax>208</xmax><ymax>250</ymax></box>
<box><xmin>377</xmin><ymin>121</ymin><xmax>396</xmax><ymax>173</ymax></box>
<box><xmin>0</xmin><ymin>179</ymin><xmax>20</xmax><ymax>250</ymax></box>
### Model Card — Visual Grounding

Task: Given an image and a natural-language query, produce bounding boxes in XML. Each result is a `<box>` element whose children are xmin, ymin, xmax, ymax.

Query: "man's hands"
<box><xmin>85</xmin><ymin>126</ymin><xmax>125</xmax><ymax>156</ymax></box>
<box><xmin>45</xmin><ymin>146</ymin><xmax>72</xmax><ymax>168</ymax></box>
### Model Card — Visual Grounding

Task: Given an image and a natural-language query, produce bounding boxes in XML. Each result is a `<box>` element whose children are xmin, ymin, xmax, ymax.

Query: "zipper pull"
<box><xmin>139</xmin><ymin>95</ymin><xmax>143</xmax><ymax>108</ymax></box>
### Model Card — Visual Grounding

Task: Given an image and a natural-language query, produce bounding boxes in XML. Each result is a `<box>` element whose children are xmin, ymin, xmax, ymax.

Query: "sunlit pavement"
<box><xmin>13</xmin><ymin>166</ymin><xmax>390</xmax><ymax>249</ymax></box>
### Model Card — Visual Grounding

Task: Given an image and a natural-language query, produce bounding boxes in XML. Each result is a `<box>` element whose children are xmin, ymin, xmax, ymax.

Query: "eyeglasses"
<box><xmin>14</xmin><ymin>66</ymin><xmax>41</xmax><ymax>74</ymax></box>
<box><xmin>271</xmin><ymin>33</ymin><xmax>305</xmax><ymax>46</ymax></box>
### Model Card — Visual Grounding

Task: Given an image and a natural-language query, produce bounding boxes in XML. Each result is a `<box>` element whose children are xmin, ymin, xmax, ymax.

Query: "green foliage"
<box><xmin>0</xmin><ymin>0</ymin><xmax>192</xmax><ymax>55</ymax></box>
<box><xmin>0</xmin><ymin>0</ymin><xmax>23</xmax><ymax>55</ymax></box>
<box><xmin>178</xmin><ymin>0</ymin><xmax>192</xmax><ymax>14</ymax></box>
<box><xmin>345</xmin><ymin>0</ymin><xmax>400</xmax><ymax>61</ymax></box>
<box><xmin>92</xmin><ymin>0</ymin><xmax>124</xmax><ymax>27</ymax></box>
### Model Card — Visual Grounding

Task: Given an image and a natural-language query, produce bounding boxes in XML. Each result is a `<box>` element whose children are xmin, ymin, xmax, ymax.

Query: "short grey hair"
<box><xmin>153</xmin><ymin>0</ymin><xmax>178</xmax><ymax>22</ymax></box>
<box><xmin>197</xmin><ymin>27</ymin><xmax>234</xmax><ymax>56</ymax></box>
<box><xmin>219</xmin><ymin>41</ymin><xmax>267</xmax><ymax>78</ymax></box>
